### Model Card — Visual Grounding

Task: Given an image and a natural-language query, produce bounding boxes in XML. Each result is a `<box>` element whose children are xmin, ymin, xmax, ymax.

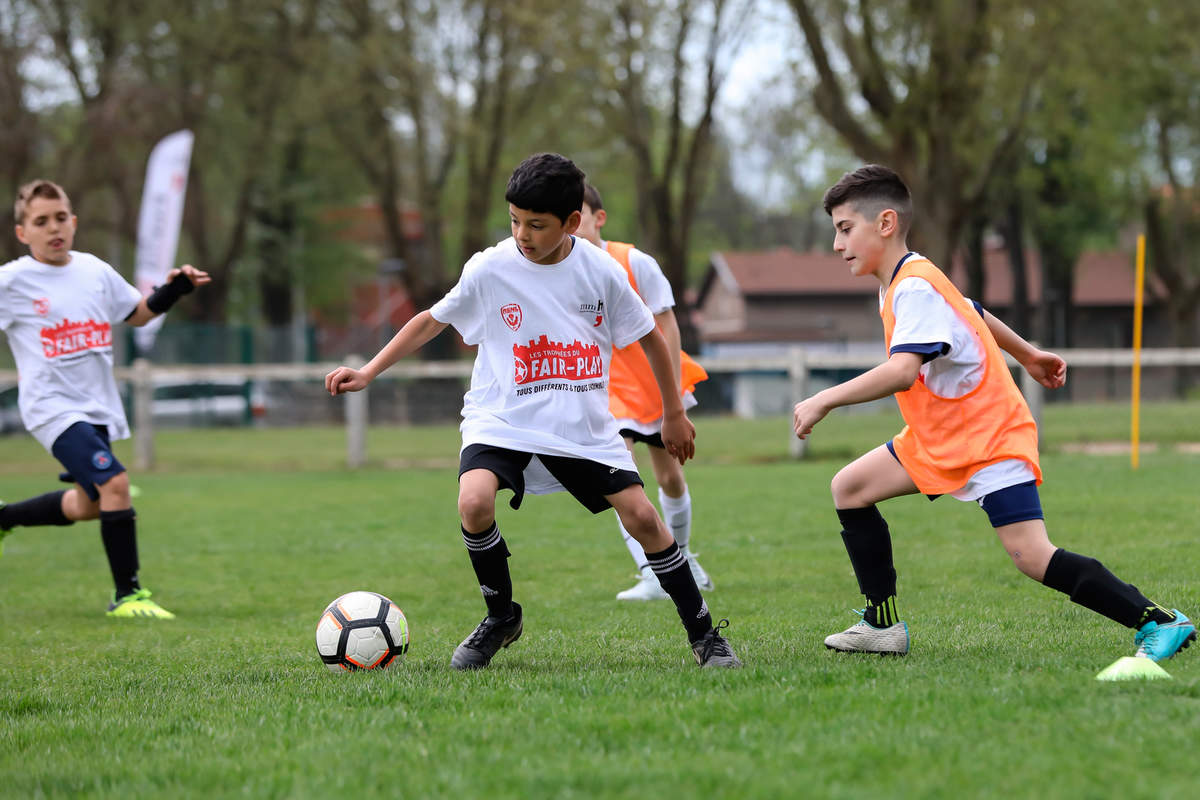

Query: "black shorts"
<box><xmin>619</xmin><ymin>428</ymin><xmax>665</xmax><ymax>449</ymax></box>
<box><xmin>458</xmin><ymin>443</ymin><xmax>643</xmax><ymax>514</ymax></box>
<box><xmin>50</xmin><ymin>422</ymin><xmax>125</xmax><ymax>501</ymax></box>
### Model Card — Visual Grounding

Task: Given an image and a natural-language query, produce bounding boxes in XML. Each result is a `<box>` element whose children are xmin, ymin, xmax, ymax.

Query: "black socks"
<box><xmin>645</xmin><ymin>541</ymin><xmax>712</xmax><ymax>642</ymax></box>
<box><xmin>837</xmin><ymin>505</ymin><xmax>900</xmax><ymax>627</ymax></box>
<box><xmin>1042</xmin><ymin>548</ymin><xmax>1174</xmax><ymax>629</ymax></box>
<box><xmin>0</xmin><ymin>490</ymin><xmax>72</xmax><ymax>529</ymax></box>
<box><xmin>462</xmin><ymin>522</ymin><xmax>514</xmax><ymax>619</ymax></box>
<box><xmin>99</xmin><ymin>508</ymin><xmax>140</xmax><ymax>599</ymax></box>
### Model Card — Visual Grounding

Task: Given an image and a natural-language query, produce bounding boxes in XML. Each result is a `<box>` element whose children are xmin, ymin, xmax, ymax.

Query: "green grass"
<box><xmin>1</xmin><ymin>403</ymin><xmax>1198</xmax><ymax>799</ymax></box>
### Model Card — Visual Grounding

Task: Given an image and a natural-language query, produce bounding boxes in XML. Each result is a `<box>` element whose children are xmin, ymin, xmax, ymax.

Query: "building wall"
<box><xmin>746</xmin><ymin>296</ymin><xmax>882</xmax><ymax>342</ymax></box>
<box><xmin>696</xmin><ymin>281</ymin><xmax>746</xmax><ymax>338</ymax></box>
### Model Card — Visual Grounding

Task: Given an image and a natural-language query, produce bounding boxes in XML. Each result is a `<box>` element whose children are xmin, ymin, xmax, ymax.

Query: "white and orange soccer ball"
<box><xmin>315</xmin><ymin>591</ymin><xmax>409</xmax><ymax>672</ymax></box>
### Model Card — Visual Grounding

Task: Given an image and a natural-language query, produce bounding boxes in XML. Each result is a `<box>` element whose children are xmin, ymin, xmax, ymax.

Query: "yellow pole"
<box><xmin>1131</xmin><ymin>234</ymin><xmax>1145</xmax><ymax>469</ymax></box>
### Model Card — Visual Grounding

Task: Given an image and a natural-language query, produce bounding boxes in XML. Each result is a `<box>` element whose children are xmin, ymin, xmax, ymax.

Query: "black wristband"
<box><xmin>146</xmin><ymin>272</ymin><xmax>196</xmax><ymax>313</ymax></box>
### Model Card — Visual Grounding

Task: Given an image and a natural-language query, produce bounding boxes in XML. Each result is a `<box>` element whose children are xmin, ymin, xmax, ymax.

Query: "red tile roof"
<box><xmin>704</xmin><ymin>247</ymin><xmax>1165</xmax><ymax>307</ymax></box>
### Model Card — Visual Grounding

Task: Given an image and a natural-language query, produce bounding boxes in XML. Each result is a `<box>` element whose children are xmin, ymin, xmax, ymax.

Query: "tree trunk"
<box><xmin>1004</xmin><ymin>200</ymin><xmax>1032</xmax><ymax>338</ymax></box>
<box><xmin>963</xmin><ymin>214</ymin><xmax>986</xmax><ymax>303</ymax></box>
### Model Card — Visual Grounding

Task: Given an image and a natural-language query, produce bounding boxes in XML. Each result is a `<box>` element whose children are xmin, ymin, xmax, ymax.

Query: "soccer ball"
<box><xmin>315</xmin><ymin>591</ymin><xmax>409</xmax><ymax>672</ymax></box>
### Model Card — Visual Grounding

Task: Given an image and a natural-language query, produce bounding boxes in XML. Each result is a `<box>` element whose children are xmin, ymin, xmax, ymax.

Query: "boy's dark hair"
<box><xmin>582</xmin><ymin>183</ymin><xmax>603</xmax><ymax>212</ymax></box>
<box><xmin>822</xmin><ymin>165</ymin><xmax>912</xmax><ymax>236</ymax></box>
<box><xmin>505</xmin><ymin>153</ymin><xmax>585</xmax><ymax>223</ymax></box>
<box><xmin>15</xmin><ymin>179</ymin><xmax>71</xmax><ymax>225</ymax></box>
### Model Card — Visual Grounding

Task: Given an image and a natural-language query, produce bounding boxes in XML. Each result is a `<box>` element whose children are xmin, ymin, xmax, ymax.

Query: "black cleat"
<box><xmin>450</xmin><ymin>602</ymin><xmax>523</xmax><ymax>670</ymax></box>
<box><xmin>691</xmin><ymin>618</ymin><xmax>742</xmax><ymax>668</ymax></box>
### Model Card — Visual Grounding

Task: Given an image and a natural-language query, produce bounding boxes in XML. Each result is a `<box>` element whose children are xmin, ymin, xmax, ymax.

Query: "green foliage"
<box><xmin>1</xmin><ymin>414</ymin><xmax>1198</xmax><ymax>798</ymax></box>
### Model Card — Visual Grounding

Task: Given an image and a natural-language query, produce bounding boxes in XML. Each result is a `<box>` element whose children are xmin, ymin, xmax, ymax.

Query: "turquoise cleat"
<box><xmin>1134</xmin><ymin>610</ymin><xmax>1196</xmax><ymax>662</ymax></box>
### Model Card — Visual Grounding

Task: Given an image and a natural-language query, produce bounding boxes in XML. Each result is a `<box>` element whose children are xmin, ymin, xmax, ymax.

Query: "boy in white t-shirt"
<box><xmin>791</xmin><ymin>164</ymin><xmax>1194</xmax><ymax>663</ymax></box>
<box><xmin>325</xmin><ymin>153</ymin><xmax>740</xmax><ymax>669</ymax></box>
<box><xmin>0</xmin><ymin>179</ymin><xmax>210</xmax><ymax>618</ymax></box>
<box><xmin>576</xmin><ymin>183</ymin><xmax>714</xmax><ymax>601</ymax></box>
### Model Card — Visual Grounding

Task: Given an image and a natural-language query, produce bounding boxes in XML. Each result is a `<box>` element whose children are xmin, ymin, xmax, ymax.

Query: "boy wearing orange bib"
<box><xmin>577</xmin><ymin>184</ymin><xmax>714</xmax><ymax>601</ymax></box>
<box><xmin>791</xmin><ymin>165</ymin><xmax>1194</xmax><ymax>662</ymax></box>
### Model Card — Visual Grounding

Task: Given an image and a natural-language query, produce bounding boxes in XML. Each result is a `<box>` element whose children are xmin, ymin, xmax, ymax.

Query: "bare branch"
<box><xmin>788</xmin><ymin>0</ymin><xmax>889</xmax><ymax>162</ymax></box>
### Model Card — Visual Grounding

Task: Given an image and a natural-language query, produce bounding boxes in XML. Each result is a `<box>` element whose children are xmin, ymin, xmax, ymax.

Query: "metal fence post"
<box><xmin>132</xmin><ymin>357</ymin><xmax>155</xmax><ymax>471</ymax></box>
<box><xmin>788</xmin><ymin>346</ymin><xmax>809</xmax><ymax>459</ymax></box>
<box><xmin>345</xmin><ymin>355</ymin><xmax>368</xmax><ymax>468</ymax></box>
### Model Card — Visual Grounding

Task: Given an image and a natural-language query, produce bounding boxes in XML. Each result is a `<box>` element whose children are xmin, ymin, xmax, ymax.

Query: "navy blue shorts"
<box><xmin>979</xmin><ymin>481</ymin><xmax>1044</xmax><ymax>527</ymax></box>
<box><xmin>50</xmin><ymin>422</ymin><xmax>126</xmax><ymax>501</ymax></box>
<box><xmin>459</xmin><ymin>444</ymin><xmax>643</xmax><ymax>514</ymax></box>
<box><xmin>619</xmin><ymin>428</ymin><xmax>665</xmax><ymax>449</ymax></box>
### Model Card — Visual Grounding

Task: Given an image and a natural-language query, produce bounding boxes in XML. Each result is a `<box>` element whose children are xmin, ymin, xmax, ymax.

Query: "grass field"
<box><xmin>1</xmin><ymin>402</ymin><xmax>1198</xmax><ymax>799</ymax></box>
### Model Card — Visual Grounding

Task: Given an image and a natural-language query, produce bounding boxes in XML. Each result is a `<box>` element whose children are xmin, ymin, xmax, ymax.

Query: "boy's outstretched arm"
<box><xmin>125</xmin><ymin>264</ymin><xmax>211</xmax><ymax>327</ymax></box>
<box><xmin>654</xmin><ymin>308</ymin><xmax>683</xmax><ymax>386</ymax></box>
<box><xmin>325</xmin><ymin>310</ymin><xmax>448</xmax><ymax>395</ymax></box>
<box><xmin>981</xmin><ymin>308</ymin><xmax>1066</xmax><ymax>389</ymax></box>
<box><xmin>639</xmin><ymin>326</ymin><xmax>695</xmax><ymax>464</ymax></box>
<box><xmin>792</xmin><ymin>352</ymin><xmax>923</xmax><ymax>439</ymax></box>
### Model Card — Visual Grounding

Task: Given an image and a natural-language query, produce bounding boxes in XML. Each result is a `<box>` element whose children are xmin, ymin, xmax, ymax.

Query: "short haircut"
<box><xmin>505</xmin><ymin>153</ymin><xmax>585</xmax><ymax>223</ymax></box>
<box><xmin>582</xmin><ymin>183</ymin><xmax>603</xmax><ymax>212</ymax></box>
<box><xmin>15</xmin><ymin>179</ymin><xmax>71</xmax><ymax>225</ymax></box>
<box><xmin>822</xmin><ymin>165</ymin><xmax>912</xmax><ymax>236</ymax></box>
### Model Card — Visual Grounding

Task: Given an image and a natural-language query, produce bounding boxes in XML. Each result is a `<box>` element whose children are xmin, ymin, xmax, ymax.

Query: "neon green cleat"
<box><xmin>106</xmin><ymin>588</ymin><xmax>176</xmax><ymax>619</ymax></box>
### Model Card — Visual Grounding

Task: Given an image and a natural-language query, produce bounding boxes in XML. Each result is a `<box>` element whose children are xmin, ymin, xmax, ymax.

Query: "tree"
<box><xmin>785</xmin><ymin>0</ymin><xmax>1068</xmax><ymax>273</ymax></box>
<box><xmin>323</xmin><ymin>0</ymin><xmax>573</xmax><ymax>314</ymax></box>
<box><xmin>582</xmin><ymin>0</ymin><xmax>755</xmax><ymax>350</ymax></box>
<box><xmin>1130</xmin><ymin>3</ymin><xmax>1200</xmax><ymax>379</ymax></box>
<box><xmin>0</xmin><ymin>0</ymin><xmax>42</xmax><ymax>261</ymax></box>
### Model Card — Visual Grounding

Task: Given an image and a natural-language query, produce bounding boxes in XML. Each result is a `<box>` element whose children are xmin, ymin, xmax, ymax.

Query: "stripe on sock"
<box><xmin>462</xmin><ymin>522</ymin><xmax>501</xmax><ymax>552</ymax></box>
<box><xmin>647</xmin><ymin>547</ymin><xmax>687</xmax><ymax>575</ymax></box>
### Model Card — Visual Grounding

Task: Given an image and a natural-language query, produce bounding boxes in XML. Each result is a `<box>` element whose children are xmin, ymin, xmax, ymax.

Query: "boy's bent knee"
<box><xmin>95</xmin><ymin>471</ymin><xmax>131</xmax><ymax>507</ymax></box>
<box><xmin>63</xmin><ymin>488</ymin><xmax>100</xmax><ymax>521</ymax></box>
<box><xmin>618</xmin><ymin>503</ymin><xmax>663</xmax><ymax>543</ymax></box>
<box><xmin>831</xmin><ymin>468</ymin><xmax>865</xmax><ymax>508</ymax></box>
<box><xmin>457</xmin><ymin>491</ymin><xmax>496</xmax><ymax>531</ymax></box>
<box><xmin>1007</xmin><ymin>549</ymin><xmax>1052</xmax><ymax>581</ymax></box>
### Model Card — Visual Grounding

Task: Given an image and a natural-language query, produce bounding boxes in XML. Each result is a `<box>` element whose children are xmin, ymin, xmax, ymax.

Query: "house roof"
<box><xmin>699</xmin><ymin>246</ymin><xmax>1165</xmax><ymax>307</ymax></box>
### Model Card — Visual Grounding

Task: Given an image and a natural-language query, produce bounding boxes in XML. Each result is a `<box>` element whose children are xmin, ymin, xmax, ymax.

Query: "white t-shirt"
<box><xmin>882</xmin><ymin>253</ymin><xmax>1035</xmax><ymax>501</ymax></box>
<box><xmin>0</xmin><ymin>252</ymin><xmax>143</xmax><ymax>450</ymax></box>
<box><xmin>431</xmin><ymin>236</ymin><xmax>655</xmax><ymax>492</ymax></box>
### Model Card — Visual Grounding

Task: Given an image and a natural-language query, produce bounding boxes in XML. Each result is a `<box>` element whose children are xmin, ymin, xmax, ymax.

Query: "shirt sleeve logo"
<box><xmin>501</xmin><ymin>303</ymin><xmax>522</xmax><ymax>331</ymax></box>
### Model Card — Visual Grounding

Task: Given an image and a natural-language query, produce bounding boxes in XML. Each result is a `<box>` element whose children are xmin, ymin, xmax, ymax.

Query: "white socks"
<box><xmin>658</xmin><ymin>486</ymin><xmax>692</xmax><ymax>550</ymax></box>
<box><xmin>616</xmin><ymin>485</ymin><xmax>693</xmax><ymax>569</ymax></box>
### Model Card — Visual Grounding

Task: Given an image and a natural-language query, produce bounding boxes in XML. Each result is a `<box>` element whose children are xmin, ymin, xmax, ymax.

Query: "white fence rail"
<box><xmin>2</xmin><ymin>348</ymin><xmax>1198</xmax><ymax>470</ymax></box>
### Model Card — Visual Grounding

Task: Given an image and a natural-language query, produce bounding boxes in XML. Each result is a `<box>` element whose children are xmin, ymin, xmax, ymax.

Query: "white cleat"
<box><xmin>684</xmin><ymin>551</ymin><xmax>713</xmax><ymax>591</ymax></box>
<box><xmin>824</xmin><ymin>618</ymin><xmax>909</xmax><ymax>655</ymax></box>
<box><xmin>616</xmin><ymin>566</ymin><xmax>670</xmax><ymax>601</ymax></box>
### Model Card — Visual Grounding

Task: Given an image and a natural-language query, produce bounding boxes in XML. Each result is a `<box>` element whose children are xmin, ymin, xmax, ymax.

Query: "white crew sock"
<box><xmin>658</xmin><ymin>486</ymin><xmax>692</xmax><ymax>551</ymax></box>
<box><xmin>616</xmin><ymin>512</ymin><xmax>649</xmax><ymax>569</ymax></box>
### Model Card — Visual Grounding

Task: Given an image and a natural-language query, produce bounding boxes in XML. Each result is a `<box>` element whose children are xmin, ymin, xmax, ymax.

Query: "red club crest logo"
<box><xmin>501</xmin><ymin>303</ymin><xmax>522</xmax><ymax>331</ymax></box>
<box><xmin>33</xmin><ymin>297</ymin><xmax>50</xmax><ymax>316</ymax></box>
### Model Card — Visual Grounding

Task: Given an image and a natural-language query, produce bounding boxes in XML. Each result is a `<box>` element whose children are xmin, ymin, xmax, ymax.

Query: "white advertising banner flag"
<box><xmin>133</xmin><ymin>129</ymin><xmax>193</xmax><ymax>355</ymax></box>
